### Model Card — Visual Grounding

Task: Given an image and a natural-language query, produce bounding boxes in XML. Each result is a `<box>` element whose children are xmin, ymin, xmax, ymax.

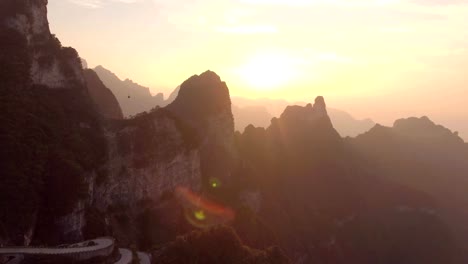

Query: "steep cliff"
<box><xmin>166</xmin><ymin>71</ymin><xmax>238</xmax><ymax>195</ymax></box>
<box><xmin>0</xmin><ymin>0</ymin><xmax>105</xmax><ymax>246</ymax></box>
<box><xmin>0</xmin><ymin>0</ymin><xmax>216</xmax><ymax>250</ymax></box>
<box><xmin>88</xmin><ymin>109</ymin><xmax>202</xmax><ymax>247</ymax></box>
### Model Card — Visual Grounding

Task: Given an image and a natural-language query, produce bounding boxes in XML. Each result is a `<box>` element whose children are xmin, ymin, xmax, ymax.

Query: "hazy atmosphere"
<box><xmin>2</xmin><ymin>0</ymin><xmax>468</xmax><ymax>263</ymax></box>
<box><xmin>48</xmin><ymin>0</ymin><xmax>468</xmax><ymax>139</ymax></box>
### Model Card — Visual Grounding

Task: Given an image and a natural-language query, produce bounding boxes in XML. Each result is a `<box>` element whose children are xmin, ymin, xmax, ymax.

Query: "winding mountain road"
<box><xmin>0</xmin><ymin>237</ymin><xmax>151</xmax><ymax>264</ymax></box>
<box><xmin>137</xmin><ymin>252</ymin><xmax>151</xmax><ymax>264</ymax></box>
<box><xmin>115</xmin><ymin>248</ymin><xmax>133</xmax><ymax>264</ymax></box>
<box><xmin>0</xmin><ymin>238</ymin><xmax>114</xmax><ymax>256</ymax></box>
<box><xmin>0</xmin><ymin>237</ymin><xmax>114</xmax><ymax>263</ymax></box>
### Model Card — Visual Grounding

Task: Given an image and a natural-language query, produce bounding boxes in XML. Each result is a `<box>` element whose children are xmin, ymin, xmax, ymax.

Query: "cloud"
<box><xmin>68</xmin><ymin>0</ymin><xmax>143</xmax><ymax>8</ymax></box>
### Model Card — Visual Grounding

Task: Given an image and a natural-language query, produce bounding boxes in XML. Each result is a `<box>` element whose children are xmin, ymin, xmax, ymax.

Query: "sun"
<box><xmin>237</xmin><ymin>52</ymin><xmax>298</xmax><ymax>91</ymax></box>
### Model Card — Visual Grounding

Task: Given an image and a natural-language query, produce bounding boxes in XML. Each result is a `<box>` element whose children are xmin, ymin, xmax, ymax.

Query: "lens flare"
<box><xmin>176</xmin><ymin>186</ymin><xmax>235</xmax><ymax>229</ymax></box>
<box><xmin>194</xmin><ymin>210</ymin><xmax>206</xmax><ymax>221</ymax></box>
<box><xmin>209</xmin><ymin>177</ymin><xmax>221</xmax><ymax>189</ymax></box>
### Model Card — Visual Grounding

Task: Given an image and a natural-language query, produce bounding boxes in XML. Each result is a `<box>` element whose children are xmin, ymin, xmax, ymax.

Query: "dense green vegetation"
<box><xmin>0</xmin><ymin>21</ymin><xmax>106</xmax><ymax>244</ymax></box>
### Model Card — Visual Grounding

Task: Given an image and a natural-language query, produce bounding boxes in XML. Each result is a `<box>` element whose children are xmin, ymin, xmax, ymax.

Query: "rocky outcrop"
<box><xmin>1</xmin><ymin>0</ymin><xmax>85</xmax><ymax>89</ymax></box>
<box><xmin>84</xmin><ymin>69</ymin><xmax>124</xmax><ymax>119</ymax></box>
<box><xmin>230</xmin><ymin>97</ymin><xmax>375</xmax><ymax>137</ymax></box>
<box><xmin>85</xmin><ymin>109</ymin><xmax>201</xmax><ymax>247</ymax></box>
<box><xmin>0</xmin><ymin>0</ymin><xmax>104</xmax><ymax>246</ymax></box>
<box><xmin>166</xmin><ymin>71</ymin><xmax>237</xmax><ymax>190</ymax></box>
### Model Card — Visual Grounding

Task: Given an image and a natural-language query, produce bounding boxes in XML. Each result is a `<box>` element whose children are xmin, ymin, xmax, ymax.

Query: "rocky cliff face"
<box><xmin>166</xmin><ymin>71</ymin><xmax>238</xmax><ymax>192</ymax></box>
<box><xmin>2</xmin><ymin>0</ymin><xmax>84</xmax><ymax>89</ymax></box>
<box><xmin>2</xmin><ymin>2</ymin><xmax>467</xmax><ymax>263</ymax></box>
<box><xmin>0</xmin><ymin>0</ymin><xmax>204</xmax><ymax>248</ymax></box>
<box><xmin>0</xmin><ymin>0</ymin><xmax>103</xmax><ymax>246</ymax></box>
<box><xmin>87</xmin><ymin>109</ymin><xmax>202</xmax><ymax>247</ymax></box>
<box><xmin>82</xmin><ymin>71</ymin><xmax>239</xmax><ymax>248</ymax></box>
<box><xmin>84</xmin><ymin>69</ymin><xmax>124</xmax><ymax>119</ymax></box>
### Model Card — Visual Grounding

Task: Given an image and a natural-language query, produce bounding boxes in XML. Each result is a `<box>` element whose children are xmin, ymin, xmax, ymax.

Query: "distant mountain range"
<box><xmin>92</xmin><ymin>66</ymin><xmax>376</xmax><ymax>137</ymax></box>
<box><xmin>231</xmin><ymin>97</ymin><xmax>375</xmax><ymax>137</ymax></box>
<box><xmin>93</xmin><ymin>65</ymin><xmax>166</xmax><ymax>117</ymax></box>
<box><xmin>2</xmin><ymin>1</ymin><xmax>468</xmax><ymax>263</ymax></box>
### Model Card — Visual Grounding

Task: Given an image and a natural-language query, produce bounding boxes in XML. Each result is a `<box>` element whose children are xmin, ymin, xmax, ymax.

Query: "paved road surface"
<box><xmin>115</xmin><ymin>248</ymin><xmax>133</xmax><ymax>264</ymax></box>
<box><xmin>0</xmin><ymin>238</ymin><xmax>114</xmax><ymax>255</ymax></box>
<box><xmin>137</xmin><ymin>252</ymin><xmax>151</xmax><ymax>264</ymax></box>
<box><xmin>0</xmin><ymin>238</ymin><xmax>152</xmax><ymax>264</ymax></box>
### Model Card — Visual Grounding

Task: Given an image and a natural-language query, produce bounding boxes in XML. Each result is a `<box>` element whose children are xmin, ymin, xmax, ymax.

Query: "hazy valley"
<box><xmin>1</xmin><ymin>1</ymin><xmax>468</xmax><ymax>264</ymax></box>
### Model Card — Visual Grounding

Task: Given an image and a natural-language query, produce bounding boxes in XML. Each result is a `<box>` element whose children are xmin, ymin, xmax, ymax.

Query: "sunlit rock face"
<box><xmin>95</xmin><ymin>111</ymin><xmax>202</xmax><ymax>210</ymax></box>
<box><xmin>2</xmin><ymin>0</ymin><xmax>85</xmax><ymax>90</ymax></box>
<box><xmin>90</xmin><ymin>71</ymin><xmax>239</xmax><ymax>248</ymax></box>
<box><xmin>166</xmin><ymin>70</ymin><xmax>238</xmax><ymax>190</ymax></box>
<box><xmin>87</xmin><ymin>109</ymin><xmax>202</xmax><ymax>246</ymax></box>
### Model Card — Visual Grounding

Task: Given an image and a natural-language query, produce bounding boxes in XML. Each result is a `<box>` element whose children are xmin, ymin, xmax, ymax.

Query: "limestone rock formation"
<box><xmin>0</xmin><ymin>0</ymin><xmax>103</xmax><ymax>245</ymax></box>
<box><xmin>0</xmin><ymin>0</ymin><xmax>204</xmax><ymax>249</ymax></box>
<box><xmin>166</xmin><ymin>70</ymin><xmax>237</xmax><ymax>190</ymax></box>
<box><xmin>1</xmin><ymin>0</ymin><xmax>85</xmax><ymax>90</ymax></box>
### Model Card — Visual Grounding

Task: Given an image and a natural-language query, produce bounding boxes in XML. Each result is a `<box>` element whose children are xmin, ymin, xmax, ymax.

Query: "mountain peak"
<box><xmin>167</xmin><ymin>70</ymin><xmax>232</xmax><ymax>123</ymax></box>
<box><xmin>314</xmin><ymin>96</ymin><xmax>327</xmax><ymax>114</ymax></box>
<box><xmin>280</xmin><ymin>96</ymin><xmax>329</xmax><ymax>123</ymax></box>
<box><xmin>199</xmin><ymin>70</ymin><xmax>221</xmax><ymax>82</ymax></box>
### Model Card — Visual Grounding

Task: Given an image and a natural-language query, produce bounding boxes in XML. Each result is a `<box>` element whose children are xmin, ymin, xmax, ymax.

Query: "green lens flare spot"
<box><xmin>194</xmin><ymin>210</ymin><xmax>206</xmax><ymax>221</ymax></box>
<box><xmin>209</xmin><ymin>178</ymin><xmax>221</xmax><ymax>189</ymax></box>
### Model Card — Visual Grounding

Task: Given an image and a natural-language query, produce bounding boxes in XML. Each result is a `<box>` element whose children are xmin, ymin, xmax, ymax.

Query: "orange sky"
<box><xmin>48</xmin><ymin>0</ymin><xmax>468</xmax><ymax>139</ymax></box>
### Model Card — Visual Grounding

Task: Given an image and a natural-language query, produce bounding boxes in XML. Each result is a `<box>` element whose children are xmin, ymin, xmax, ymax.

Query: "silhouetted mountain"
<box><xmin>235</xmin><ymin>97</ymin><xmax>463</xmax><ymax>263</ymax></box>
<box><xmin>93</xmin><ymin>65</ymin><xmax>165</xmax><ymax>117</ymax></box>
<box><xmin>2</xmin><ymin>1</ymin><xmax>468</xmax><ymax>263</ymax></box>
<box><xmin>83</xmin><ymin>69</ymin><xmax>123</xmax><ymax>119</ymax></box>
<box><xmin>350</xmin><ymin>116</ymin><xmax>468</xmax><ymax>259</ymax></box>
<box><xmin>166</xmin><ymin>70</ymin><xmax>237</xmax><ymax>190</ymax></box>
<box><xmin>231</xmin><ymin>97</ymin><xmax>375</xmax><ymax>136</ymax></box>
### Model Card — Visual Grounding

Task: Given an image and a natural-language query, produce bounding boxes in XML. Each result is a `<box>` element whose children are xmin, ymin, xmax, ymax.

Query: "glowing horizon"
<box><xmin>47</xmin><ymin>0</ymin><xmax>468</xmax><ymax>137</ymax></box>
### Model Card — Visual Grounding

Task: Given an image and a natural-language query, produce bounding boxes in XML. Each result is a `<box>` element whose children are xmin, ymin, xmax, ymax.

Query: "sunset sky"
<box><xmin>47</xmin><ymin>0</ymin><xmax>468</xmax><ymax>139</ymax></box>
